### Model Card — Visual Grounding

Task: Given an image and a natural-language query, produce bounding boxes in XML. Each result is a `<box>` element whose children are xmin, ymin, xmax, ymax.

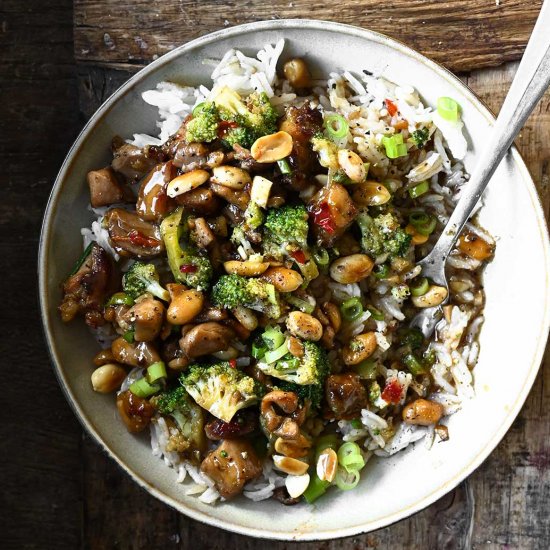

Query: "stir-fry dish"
<box><xmin>59</xmin><ymin>41</ymin><xmax>494</xmax><ymax>505</ymax></box>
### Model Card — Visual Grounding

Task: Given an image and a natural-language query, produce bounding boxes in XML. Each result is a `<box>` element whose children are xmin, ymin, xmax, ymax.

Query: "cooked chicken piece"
<box><xmin>111</xmin><ymin>143</ymin><xmax>158</xmax><ymax>182</ymax></box>
<box><xmin>179</xmin><ymin>322</ymin><xmax>235</xmax><ymax>358</ymax></box>
<box><xmin>174</xmin><ymin>186</ymin><xmax>222</xmax><ymax>216</ymax></box>
<box><xmin>59</xmin><ymin>243</ymin><xmax>117</xmax><ymax>328</ymax></box>
<box><xmin>87</xmin><ymin>167</ymin><xmax>133</xmax><ymax>208</ymax></box>
<box><xmin>123</xmin><ymin>297</ymin><xmax>165</xmax><ymax>342</ymax></box>
<box><xmin>200</xmin><ymin>439</ymin><xmax>262</xmax><ymax>499</ymax></box>
<box><xmin>136</xmin><ymin>162</ymin><xmax>177</xmax><ymax>222</ymax></box>
<box><xmin>325</xmin><ymin>373</ymin><xmax>368</xmax><ymax>419</ymax></box>
<box><xmin>116</xmin><ymin>390</ymin><xmax>155</xmax><ymax>433</ymax></box>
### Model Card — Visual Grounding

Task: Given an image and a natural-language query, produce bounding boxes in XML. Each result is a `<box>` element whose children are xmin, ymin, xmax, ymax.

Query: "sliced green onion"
<box><xmin>350</xmin><ymin>418</ymin><xmax>363</xmax><ymax>429</ymax></box>
<box><xmin>147</xmin><ymin>361</ymin><xmax>167</xmax><ymax>383</ymax></box>
<box><xmin>264</xmin><ymin>340</ymin><xmax>289</xmax><ymax>364</ymax></box>
<box><xmin>285</xmin><ymin>294</ymin><xmax>315</xmax><ymax>314</ymax></box>
<box><xmin>192</xmin><ymin>102</ymin><xmax>206</xmax><ymax>116</ymax></box>
<box><xmin>408</xmin><ymin>212</ymin><xmax>437</xmax><ymax>236</ymax></box>
<box><xmin>324</xmin><ymin>114</ymin><xmax>349</xmax><ymax>139</ymax></box>
<box><xmin>382</xmin><ymin>133</ymin><xmax>408</xmax><ymax>159</ymax></box>
<box><xmin>69</xmin><ymin>242</ymin><xmax>93</xmax><ymax>276</ymax></box>
<box><xmin>129</xmin><ymin>377</ymin><xmax>160</xmax><ymax>398</ymax></box>
<box><xmin>400</xmin><ymin>328</ymin><xmax>424</xmax><ymax>350</ymax></box>
<box><xmin>122</xmin><ymin>330</ymin><xmax>135</xmax><ymax>344</ymax></box>
<box><xmin>315</xmin><ymin>434</ymin><xmax>339</xmax><ymax>457</ymax></box>
<box><xmin>403</xmin><ymin>353</ymin><xmax>426</xmax><ymax>376</ymax></box>
<box><xmin>251</xmin><ymin>341</ymin><xmax>267</xmax><ymax>359</ymax></box>
<box><xmin>363</xmin><ymin>162</ymin><xmax>371</xmax><ymax>177</ymax></box>
<box><xmin>354</xmin><ymin>359</ymin><xmax>378</xmax><ymax>380</ymax></box>
<box><xmin>261</xmin><ymin>326</ymin><xmax>285</xmax><ymax>350</ymax></box>
<box><xmin>437</xmin><ymin>97</ymin><xmax>459</xmax><ymax>122</ymax></box>
<box><xmin>276</xmin><ymin>356</ymin><xmax>301</xmax><ymax>371</ymax></box>
<box><xmin>408</xmin><ymin>180</ymin><xmax>430</xmax><ymax>199</ymax></box>
<box><xmin>303</xmin><ymin>472</ymin><xmax>330</xmax><ymax>503</ymax></box>
<box><xmin>373</xmin><ymin>264</ymin><xmax>390</xmax><ymax>279</ymax></box>
<box><xmin>312</xmin><ymin>247</ymin><xmax>330</xmax><ymax>267</ymax></box>
<box><xmin>106</xmin><ymin>292</ymin><xmax>134</xmax><ymax>307</ymax></box>
<box><xmin>277</xmin><ymin>158</ymin><xmax>292</xmax><ymax>175</ymax></box>
<box><xmin>340</xmin><ymin>298</ymin><xmax>363</xmax><ymax>322</ymax></box>
<box><xmin>334</xmin><ymin>467</ymin><xmax>361</xmax><ymax>491</ymax></box>
<box><xmin>367</xmin><ymin>306</ymin><xmax>384</xmax><ymax>321</ymax></box>
<box><xmin>410</xmin><ymin>277</ymin><xmax>429</xmax><ymax>297</ymax></box>
<box><xmin>338</xmin><ymin>442</ymin><xmax>366</xmax><ymax>473</ymax></box>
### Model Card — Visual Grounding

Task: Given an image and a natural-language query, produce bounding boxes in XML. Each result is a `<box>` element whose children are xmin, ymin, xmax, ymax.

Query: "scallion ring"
<box><xmin>129</xmin><ymin>377</ymin><xmax>160</xmax><ymax>398</ymax></box>
<box><xmin>334</xmin><ymin>466</ymin><xmax>361</xmax><ymax>491</ymax></box>
<box><xmin>312</xmin><ymin>247</ymin><xmax>330</xmax><ymax>267</ymax></box>
<box><xmin>354</xmin><ymin>359</ymin><xmax>378</xmax><ymax>380</ymax></box>
<box><xmin>367</xmin><ymin>306</ymin><xmax>384</xmax><ymax>321</ymax></box>
<box><xmin>324</xmin><ymin>114</ymin><xmax>349</xmax><ymax>139</ymax></box>
<box><xmin>373</xmin><ymin>264</ymin><xmax>390</xmax><ymax>279</ymax></box>
<box><xmin>402</xmin><ymin>353</ymin><xmax>426</xmax><ymax>376</ymax></box>
<box><xmin>337</xmin><ymin>442</ymin><xmax>366</xmax><ymax>473</ymax></box>
<box><xmin>410</xmin><ymin>277</ymin><xmax>429</xmax><ymax>297</ymax></box>
<box><xmin>264</xmin><ymin>340</ymin><xmax>290</xmax><ymax>364</ymax></box>
<box><xmin>192</xmin><ymin>102</ymin><xmax>207</xmax><ymax>116</ymax></box>
<box><xmin>408</xmin><ymin>180</ymin><xmax>430</xmax><ymax>199</ymax></box>
<box><xmin>277</xmin><ymin>158</ymin><xmax>292</xmax><ymax>175</ymax></box>
<box><xmin>437</xmin><ymin>97</ymin><xmax>459</xmax><ymax>122</ymax></box>
<box><xmin>340</xmin><ymin>298</ymin><xmax>363</xmax><ymax>321</ymax></box>
<box><xmin>122</xmin><ymin>330</ymin><xmax>135</xmax><ymax>344</ymax></box>
<box><xmin>409</xmin><ymin>212</ymin><xmax>437</xmax><ymax>236</ymax></box>
<box><xmin>146</xmin><ymin>361</ymin><xmax>167</xmax><ymax>383</ymax></box>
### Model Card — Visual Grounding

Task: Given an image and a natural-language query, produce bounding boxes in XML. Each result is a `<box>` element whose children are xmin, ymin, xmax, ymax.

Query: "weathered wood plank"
<box><xmin>74</xmin><ymin>0</ymin><xmax>543</xmax><ymax>74</ymax></box>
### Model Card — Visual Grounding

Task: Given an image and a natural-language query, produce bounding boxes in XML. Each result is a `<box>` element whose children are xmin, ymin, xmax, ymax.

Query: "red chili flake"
<box><xmin>125</xmin><ymin>230</ymin><xmax>161</xmax><ymax>248</ymax></box>
<box><xmin>385</xmin><ymin>99</ymin><xmax>398</xmax><ymax>117</ymax></box>
<box><xmin>229</xmin><ymin>359</ymin><xmax>237</xmax><ymax>369</ymax></box>
<box><xmin>381</xmin><ymin>379</ymin><xmax>403</xmax><ymax>404</ymax></box>
<box><xmin>290</xmin><ymin>250</ymin><xmax>306</xmax><ymax>264</ymax></box>
<box><xmin>179</xmin><ymin>264</ymin><xmax>198</xmax><ymax>273</ymax></box>
<box><xmin>217</xmin><ymin>120</ymin><xmax>239</xmax><ymax>138</ymax></box>
<box><xmin>310</xmin><ymin>201</ymin><xmax>336</xmax><ymax>234</ymax></box>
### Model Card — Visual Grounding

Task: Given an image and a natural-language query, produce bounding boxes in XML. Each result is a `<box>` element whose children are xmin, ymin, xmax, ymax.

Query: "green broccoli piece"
<box><xmin>257</xmin><ymin>340</ymin><xmax>329</xmax><ymax>386</ymax></box>
<box><xmin>411</xmin><ymin>127</ymin><xmax>430</xmax><ymax>149</ymax></box>
<box><xmin>180</xmin><ymin>362</ymin><xmax>263</xmax><ymax>422</ymax></box>
<box><xmin>160</xmin><ymin>207</ymin><xmax>213</xmax><ymax>291</ymax></box>
<box><xmin>212</xmin><ymin>274</ymin><xmax>282</xmax><ymax>319</ymax></box>
<box><xmin>277</xmin><ymin>379</ymin><xmax>325</xmax><ymax>411</ymax></box>
<box><xmin>153</xmin><ymin>386</ymin><xmax>205</xmax><ymax>454</ymax></box>
<box><xmin>122</xmin><ymin>261</ymin><xmax>170</xmax><ymax>301</ymax></box>
<box><xmin>263</xmin><ymin>204</ymin><xmax>309</xmax><ymax>250</ymax></box>
<box><xmin>212</xmin><ymin>86</ymin><xmax>278</xmax><ymax>148</ymax></box>
<box><xmin>244</xmin><ymin>201</ymin><xmax>264</xmax><ymax>230</ymax></box>
<box><xmin>356</xmin><ymin>211</ymin><xmax>412</xmax><ymax>258</ymax></box>
<box><xmin>185</xmin><ymin>102</ymin><xmax>220</xmax><ymax>144</ymax></box>
<box><xmin>311</xmin><ymin>135</ymin><xmax>339</xmax><ymax>170</ymax></box>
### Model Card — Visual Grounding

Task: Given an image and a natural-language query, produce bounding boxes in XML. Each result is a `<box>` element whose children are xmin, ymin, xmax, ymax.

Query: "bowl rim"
<box><xmin>39</xmin><ymin>18</ymin><xmax>550</xmax><ymax>541</ymax></box>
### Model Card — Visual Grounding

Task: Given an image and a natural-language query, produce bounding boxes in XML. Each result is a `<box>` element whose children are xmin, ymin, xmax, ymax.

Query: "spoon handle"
<box><xmin>420</xmin><ymin>0</ymin><xmax>550</xmax><ymax>283</ymax></box>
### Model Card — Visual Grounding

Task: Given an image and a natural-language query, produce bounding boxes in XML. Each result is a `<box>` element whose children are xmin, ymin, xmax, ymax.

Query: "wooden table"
<box><xmin>2</xmin><ymin>1</ymin><xmax>549</xmax><ymax>548</ymax></box>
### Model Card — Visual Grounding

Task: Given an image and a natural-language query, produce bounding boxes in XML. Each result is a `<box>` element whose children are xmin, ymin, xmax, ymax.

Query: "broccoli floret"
<box><xmin>257</xmin><ymin>340</ymin><xmax>329</xmax><ymax>386</ymax></box>
<box><xmin>311</xmin><ymin>135</ymin><xmax>339</xmax><ymax>170</ymax></box>
<box><xmin>212</xmin><ymin>274</ymin><xmax>282</xmax><ymax>319</ymax></box>
<box><xmin>263</xmin><ymin>204</ymin><xmax>309</xmax><ymax>250</ymax></box>
<box><xmin>185</xmin><ymin>102</ymin><xmax>220</xmax><ymax>144</ymax></box>
<box><xmin>153</xmin><ymin>386</ymin><xmax>206</xmax><ymax>454</ymax></box>
<box><xmin>277</xmin><ymin>379</ymin><xmax>325</xmax><ymax>411</ymax></box>
<box><xmin>160</xmin><ymin>207</ymin><xmax>213</xmax><ymax>291</ymax></box>
<box><xmin>181</xmin><ymin>362</ymin><xmax>263</xmax><ymax>422</ymax></box>
<box><xmin>356</xmin><ymin>211</ymin><xmax>412</xmax><ymax>258</ymax></box>
<box><xmin>411</xmin><ymin>127</ymin><xmax>430</xmax><ymax>149</ymax></box>
<box><xmin>212</xmin><ymin>86</ymin><xmax>278</xmax><ymax>148</ymax></box>
<box><xmin>244</xmin><ymin>201</ymin><xmax>264</xmax><ymax>230</ymax></box>
<box><xmin>122</xmin><ymin>261</ymin><xmax>169</xmax><ymax>301</ymax></box>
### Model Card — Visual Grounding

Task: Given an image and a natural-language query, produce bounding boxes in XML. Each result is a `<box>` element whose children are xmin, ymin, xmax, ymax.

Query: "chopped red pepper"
<box><xmin>229</xmin><ymin>359</ymin><xmax>237</xmax><ymax>369</ymax></box>
<box><xmin>112</xmin><ymin>230</ymin><xmax>161</xmax><ymax>248</ymax></box>
<box><xmin>179</xmin><ymin>264</ymin><xmax>198</xmax><ymax>273</ymax></box>
<box><xmin>290</xmin><ymin>250</ymin><xmax>306</xmax><ymax>264</ymax></box>
<box><xmin>381</xmin><ymin>379</ymin><xmax>403</xmax><ymax>404</ymax></box>
<box><xmin>217</xmin><ymin>120</ymin><xmax>239</xmax><ymax>138</ymax></box>
<box><xmin>310</xmin><ymin>201</ymin><xmax>336</xmax><ymax>234</ymax></box>
<box><xmin>385</xmin><ymin>99</ymin><xmax>398</xmax><ymax>117</ymax></box>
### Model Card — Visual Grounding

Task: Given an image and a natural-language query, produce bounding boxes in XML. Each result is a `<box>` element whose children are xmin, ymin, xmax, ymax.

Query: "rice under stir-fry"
<box><xmin>59</xmin><ymin>41</ymin><xmax>494</xmax><ymax>505</ymax></box>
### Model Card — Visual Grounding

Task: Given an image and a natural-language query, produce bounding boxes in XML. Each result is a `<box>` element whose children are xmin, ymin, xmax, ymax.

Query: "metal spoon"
<box><xmin>411</xmin><ymin>0</ymin><xmax>550</xmax><ymax>337</ymax></box>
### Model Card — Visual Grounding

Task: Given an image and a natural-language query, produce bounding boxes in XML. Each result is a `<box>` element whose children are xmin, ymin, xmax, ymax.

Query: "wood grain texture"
<box><xmin>73</xmin><ymin>0</ymin><xmax>544</xmax><ymax>73</ymax></box>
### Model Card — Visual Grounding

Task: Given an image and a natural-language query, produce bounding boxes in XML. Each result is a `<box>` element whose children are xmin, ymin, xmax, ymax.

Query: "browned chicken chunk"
<box><xmin>116</xmin><ymin>390</ymin><xmax>155</xmax><ymax>433</ymax></box>
<box><xmin>111</xmin><ymin>143</ymin><xmax>158</xmax><ymax>181</ymax></box>
<box><xmin>200</xmin><ymin>439</ymin><xmax>262</xmax><ymax>499</ymax></box>
<box><xmin>87</xmin><ymin>167</ymin><xmax>133</xmax><ymax>208</ymax></box>
<box><xmin>325</xmin><ymin>373</ymin><xmax>368</xmax><ymax>419</ymax></box>
<box><xmin>136</xmin><ymin>161</ymin><xmax>177</xmax><ymax>222</ymax></box>
<box><xmin>179</xmin><ymin>322</ymin><xmax>235</xmax><ymax>358</ymax></box>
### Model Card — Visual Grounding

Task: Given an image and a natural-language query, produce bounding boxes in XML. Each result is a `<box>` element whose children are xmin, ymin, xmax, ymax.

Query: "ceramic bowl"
<box><xmin>39</xmin><ymin>19</ymin><xmax>550</xmax><ymax>541</ymax></box>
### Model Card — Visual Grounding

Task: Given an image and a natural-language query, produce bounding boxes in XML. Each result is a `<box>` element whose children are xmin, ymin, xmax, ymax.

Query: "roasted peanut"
<box><xmin>286</xmin><ymin>311</ymin><xmax>323</xmax><ymax>341</ymax></box>
<box><xmin>316</xmin><ymin>448</ymin><xmax>338</xmax><ymax>482</ymax></box>
<box><xmin>273</xmin><ymin>455</ymin><xmax>309</xmax><ymax>476</ymax></box>
<box><xmin>224</xmin><ymin>260</ymin><xmax>269</xmax><ymax>277</ymax></box>
<box><xmin>342</xmin><ymin>332</ymin><xmax>378</xmax><ymax>365</ymax></box>
<box><xmin>251</xmin><ymin>131</ymin><xmax>293</xmax><ymax>163</ymax></box>
<box><xmin>287</xmin><ymin>336</ymin><xmax>305</xmax><ymax>357</ymax></box>
<box><xmin>330</xmin><ymin>254</ymin><xmax>374</xmax><ymax>284</ymax></box>
<box><xmin>458</xmin><ymin>232</ymin><xmax>494</xmax><ymax>261</ymax></box>
<box><xmin>411</xmin><ymin>285</ymin><xmax>448</xmax><ymax>308</ymax></box>
<box><xmin>232</xmin><ymin>305</ymin><xmax>258</xmax><ymax>331</ymax></box>
<box><xmin>352</xmin><ymin>181</ymin><xmax>391</xmax><ymax>206</ymax></box>
<box><xmin>321</xmin><ymin>302</ymin><xmax>341</xmax><ymax>332</ymax></box>
<box><xmin>211</xmin><ymin>165</ymin><xmax>252</xmax><ymax>189</ymax></box>
<box><xmin>166</xmin><ymin>284</ymin><xmax>204</xmax><ymax>325</ymax></box>
<box><xmin>93</xmin><ymin>348</ymin><xmax>115</xmax><ymax>367</ymax></box>
<box><xmin>338</xmin><ymin>149</ymin><xmax>367</xmax><ymax>182</ymax></box>
<box><xmin>274</xmin><ymin>434</ymin><xmax>312</xmax><ymax>458</ymax></box>
<box><xmin>166</xmin><ymin>169</ymin><xmax>209</xmax><ymax>198</ymax></box>
<box><xmin>402</xmin><ymin>399</ymin><xmax>444</xmax><ymax>425</ymax></box>
<box><xmin>262</xmin><ymin>266</ymin><xmax>303</xmax><ymax>292</ymax></box>
<box><xmin>283</xmin><ymin>58</ymin><xmax>312</xmax><ymax>88</ymax></box>
<box><xmin>261</xmin><ymin>391</ymin><xmax>305</xmax><ymax>440</ymax></box>
<box><xmin>285</xmin><ymin>473</ymin><xmax>311</xmax><ymax>499</ymax></box>
<box><xmin>91</xmin><ymin>363</ymin><xmax>127</xmax><ymax>393</ymax></box>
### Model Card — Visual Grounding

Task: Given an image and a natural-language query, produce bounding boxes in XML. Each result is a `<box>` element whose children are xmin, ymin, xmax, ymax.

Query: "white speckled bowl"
<box><xmin>39</xmin><ymin>20</ymin><xmax>550</xmax><ymax>541</ymax></box>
